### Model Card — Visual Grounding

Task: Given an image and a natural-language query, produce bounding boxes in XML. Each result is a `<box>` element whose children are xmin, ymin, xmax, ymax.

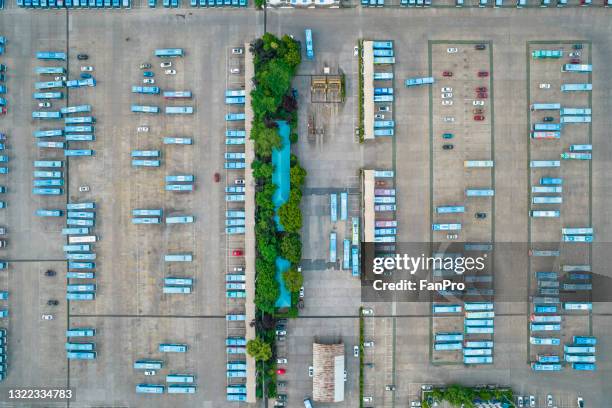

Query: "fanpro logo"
<box><xmin>372</xmin><ymin>254</ymin><xmax>485</xmax><ymax>275</ymax></box>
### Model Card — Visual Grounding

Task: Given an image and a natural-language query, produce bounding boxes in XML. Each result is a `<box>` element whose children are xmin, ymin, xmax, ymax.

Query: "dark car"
<box><xmin>80</xmin><ymin>73</ymin><xmax>92</xmax><ymax>79</ymax></box>
<box><xmin>0</xmin><ymin>73</ymin><xmax>4</xmax><ymax>82</ymax></box>
<box><xmin>442</xmin><ymin>71</ymin><xmax>453</xmax><ymax>77</ymax></box>
<box><xmin>477</xmin><ymin>71</ymin><xmax>489</xmax><ymax>77</ymax></box>
<box><xmin>442</xmin><ymin>144</ymin><xmax>454</xmax><ymax>150</ymax></box>
<box><xmin>77</xmin><ymin>54</ymin><xmax>89</xmax><ymax>60</ymax></box>
<box><xmin>473</xmin><ymin>108</ymin><xmax>484</xmax><ymax>114</ymax></box>
<box><xmin>475</xmin><ymin>44</ymin><xmax>486</xmax><ymax>50</ymax></box>
<box><xmin>47</xmin><ymin>299</ymin><xmax>59</xmax><ymax>306</ymax></box>
<box><xmin>573</xmin><ymin>44</ymin><xmax>583</xmax><ymax>50</ymax></box>
<box><xmin>570</xmin><ymin>58</ymin><xmax>581</xmax><ymax>64</ymax></box>
<box><xmin>214</xmin><ymin>172</ymin><xmax>220</xmax><ymax>182</ymax></box>
<box><xmin>442</xmin><ymin>133</ymin><xmax>454</xmax><ymax>139</ymax></box>
<box><xmin>476</xmin><ymin>86</ymin><xmax>487</xmax><ymax>93</ymax></box>
<box><xmin>475</xmin><ymin>212</ymin><xmax>487</xmax><ymax>219</ymax></box>
<box><xmin>474</xmin><ymin>115</ymin><xmax>485</xmax><ymax>121</ymax></box>
<box><xmin>375</xmin><ymin>180</ymin><xmax>387</xmax><ymax>187</ymax></box>
<box><xmin>543</xmin><ymin>117</ymin><xmax>555</xmax><ymax>122</ymax></box>
<box><xmin>477</xmin><ymin>92</ymin><xmax>488</xmax><ymax>99</ymax></box>
<box><xmin>45</xmin><ymin>269</ymin><xmax>56</xmax><ymax>277</ymax></box>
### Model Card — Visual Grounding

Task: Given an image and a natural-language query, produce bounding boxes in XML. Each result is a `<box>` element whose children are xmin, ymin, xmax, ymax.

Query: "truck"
<box><xmin>163</xmin><ymin>91</ymin><xmax>192</xmax><ymax>99</ymax></box>
<box><xmin>305</xmin><ymin>29</ymin><xmax>314</xmax><ymax>59</ymax></box>
<box><xmin>531</xmin><ymin>131</ymin><xmax>561</xmax><ymax>139</ymax></box>
<box><xmin>66</xmin><ymin>272</ymin><xmax>95</xmax><ymax>279</ymax></box>
<box><xmin>560</xmin><ymin>108</ymin><xmax>591</xmax><ymax>116</ymax></box>
<box><xmin>64</xmin><ymin>116</ymin><xmax>94</xmax><ymax>124</ymax></box>
<box><xmin>159</xmin><ymin>343</ymin><xmax>188</xmax><ymax>353</ymax></box>
<box><xmin>560</xmin><ymin>116</ymin><xmax>591</xmax><ymax>124</ymax></box>
<box><xmin>538</xmin><ymin>354</ymin><xmax>562</xmax><ymax>363</ymax></box>
<box><xmin>531</xmin><ymin>50</ymin><xmax>562</xmax><ymax>59</ymax></box>
<box><xmin>569</xmin><ymin>144</ymin><xmax>592</xmax><ymax>152</ymax></box>
<box><xmin>167</xmin><ymin>385</ymin><xmax>196</xmax><ymax>394</ymax></box>
<box><xmin>573</xmin><ymin>336</ymin><xmax>597</xmax><ymax>345</ymax></box>
<box><xmin>132</xmin><ymin>160</ymin><xmax>160</xmax><ymax>167</ymax></box>
<box><xmin>562</xmin><ymin>64</ymin><xmax>592</xmax><ymax>73</ymax></box>
<box><xmin>131</xmin><ymin>105</ymin><xmax>159</xmax><ymax>114</ymax></box>
<box><xmin>466</xmin><ymin>189</ymin><xmax>494</xmax><ymax>197</ymax></box>
<box><xmin>136</xmin><ymin>384</ymin><xmax>164</xmax><ymax>394</ymax></box>
<box><xmin>155</xmin><ymin>48</ymin><xmax>184</xmax><ymax>57</ymax></box>
<box><xmin>405</xmin><ymin>77</ymin><xmax>434</xmax><ymax>86</ymax></box>
<box><xmin>163</xmin><ymin>285</ymin><xmax>192</xmax><ymax>294</ymax></box>
<box><xmin>32</xmin><ymin>111</ymin><xmax>62</xmax><ymax>119</ymax></box>
<box><xmin>67</xmin><ymin>351</ymin><xmax>96</xmax><ymax>360</ymax></box>
<box><xmin>33</xmin><ymin>92</ymin><xmax>63</xmax><ymax>99</ymax></box>
<box><xmin>60</xmin><ymin>105</ymin><xmax>91</xmax><ymax>114</ymax></box>
<box><xmin>165</xmin><ymin>106</ymin><xmax>194</xmax><ymax>114</ymax></box>
<box><xmin>66</xmin><ymin>292</ymin><xmax>95</xmax><ymax>300</ymax></box>
<box><xmin>561</xmin><ymin>152</ymin><xmax>591</xmax><ymax>160</ymax></box>
<box><xmin>34</xmin><ymin>129</ymin><xmax>63</xmax><ymax>138</ymax></box>
<box><xmin>164</xmin><ymin>254</ymin><xmax>192</xmax><ymax>262</ymax></box>
<box><xmin>464</xmin><ymin>302</ymin><xmax>494</xmax><ymax>311</ymax></box>
<box><xmin>66</xmin><ymin>328</ymin><xmax>96</xmax><ymax>337</ymax></box>
<box><xmin>464</xmin><ymin>160</ymin><xmax>494</xmax><ymax>168</ymax></box>
<box><xmin>561</xmin><ymin>83</ymin><xmax>592</xmax><ymax>92</ymax></box>
<box><xmin>463</xmin><ymin>356</ymin><xmax>493</xmax><ymax>364</ymax></box>
<box><xmin>166</xmin><ymin>374</ymin><xmax>195</xmax><ymax>383</ymax></box>
<box><xmin>36</xmin><ymin>51</ymin><xmax>67</xmax><ymax>60</ymax></box>
<box><xmin>436</xmin><ymin>206</ymin><xmax>465</xmax><ymax>214</ymax></box>
<box><xmin>435</xmin><ymin>333</ymin><xmax>463</xmax><ymax>342</ymax></box>
<box><xmin>132</xmin><ymin>150</ymin><xmax>160</xmax><ymax>158</ymax></box>
<box><xmin>434</xmin><ymin>342</ymin><xmax>462</xmax><ymax>351</ymax></box>
<box><xmin>131</xmin><ymin>86</ymin><xmax>160</xmax><ymax>94</ymax></box>
<box><xmin>166</xmin><ymin>216</ymin><xmax>194</xmax><ymax>224</ymax></box>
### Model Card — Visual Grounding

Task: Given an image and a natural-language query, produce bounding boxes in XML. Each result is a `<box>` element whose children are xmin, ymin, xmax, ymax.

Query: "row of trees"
<box><xmin>247</xmin><ymin>33</ymin><xmax>305</xmax><ymax>398</ymax></box>
<box><xmin>424</xmin><ymin>385</ymin><xmax>514</xmax><ymax>408</ymax></box>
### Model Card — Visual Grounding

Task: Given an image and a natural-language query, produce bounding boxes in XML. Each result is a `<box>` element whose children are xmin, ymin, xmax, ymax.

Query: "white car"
<box><xmin>299</xmin><ymin>286</ymin><xmax>304</xmax><ymax>298</ymax></box>
<box><xmin>517</xmin><ymin>396</ymin><xmax>524</xmax><ymax>407</ymax></box>
<box><xmin>374</xmin><ymin>113</ymin><xmax>384</xmax><ymax>119</ymax></box>
<box><xmin>80</xmin><ymin>66</ymin><xmax>93</xmax><ymax>72</ymax></box>
<box><xmin>277</xmin><ymin>358</ymin><xmax>287</xmax><ymax>364</ymax></box>
<box><xmin>308</xmin><ymin>366</ymin><xmax>313</xmax><ymax>377</ymax></box>
<box><xmin>547</xmin><ymin>395</ymin><xmax>553</xmax><ymax>407</ymax></box>
<box><xmin>233</xmin><ymin>267</ymin><xmax>244</xmax><ymax>272</ymax></box>
<box><xmin>78</xmin><ymin>185</ymin><xmax>90</xmax><ymax>192</ymax></box>
<box><xmin>447</xmin><ymin>233</ymin><xmax>458</xmax><ymax>240</ymax></box>
<box><xmin>343</xmin><ymin>369</ymin><xmax>347</xmax><ymax>382</ymax></box>
<box><xmin>411</xmin><ymin>402</ymin><xmax>422</xmax><ymax>407</ymax></box>
<box><xmin>230</xmin><ymin>68</ymin><xmax>240</xmax><ymax>74</ymax></box>
<box><xmin>160</xmin><ymin>62</ymin><xmax>172</xmax><ymax>68</ymax></box>
<box><xmin>539</xmin><ymin>83</ymin><xmax>551</xmax><ymax>89</ymax></box>
<box><xmin>165</xmin><ymin>69</ymin><xmax>176</xmax><ymax>75</ymax></box>
<box><xmin>442</xmin><ymin>100</ymin><xmax>453</xmax><ymax>106</ymax></box>
<box><xmin>529</xmin><ymin>395</ymin><xmax>536</xmax><ymax>407</ymax></box>
<box><xmin>143</xmin><ymin>78</ymin><xmax>155</xmax><ymax>84</ymax></box>
<box><xmin>364</xmin><ymin>341</ymin><xmax>375</xmax><ymax>348</ymax></box>
<box><xmin>42</xmin><ymin>314</ymin><xmax>54</xmax><ymax>320</ymax></box>
<box><xmin>54</xmin><ymin>76</ymin><xmax>66</xmax><ymax>81</ymax></box>
<box><xmin>354</xmin><ymin>46</ymin><xmax>359</xmax><ymax>57</ymax></box>
<box><xmin>443</xmin><ymin>116</ymin><xmax>455</xmax><ymax>123</ymax></box>
<box><xmin>144</xmin><ymin>370</ymin><xmax>156</xmax><ymax>376</ymax></box>
<box><xmin>38</xmin><ymin>102</ymin><xmax>51</xmax><ymax>108</ymax></box>
<box><xmin>473</xmin><ymin>100</ymin><xmax>485</xmax><ymax>106</ymax></box>
<box><xmin>234</xmin><ymin>178</ymin><xmax>245</xmax><ymax>185</ymax></box>
<box><xmin>569</xmin><ymin>51</ymin><xmax>581</xmax><ymax>57</ymax></box>
<box><xmin>441</xmin><ymin>87</ymin><xmax>453</xmax><ymax>93</ymax></box>
<box><xmin>447</xmin><ymin>47</ymin><xmax>458</xmax><ymax>53</ymax></box>
<box><xmin>232</xmin><ymin>48</ymin><xmax>244</xmax><ymax>55</ymax></box>
<box><xmin>361</xmin><ymin>308</ymin><xmax>373</xmax><ymax>316</ymax></box>
<box><xmin>353</xmin><ymin>346</ymin><xmax>359</xmax><ymax>357</ymax></box>
<box><xmin>363</xmin><ymin>396</ymin><xmax>373</xmax><ymax>403</ymax></box>
<box><xmin>442</xmin><ymin>93</ymin><xmax>453</xmax><ymax>99</ymax></box>
<box><xmin>137</xmin><ymin>126</ymin><xmax>149</xmax><ymax>132</ymax></box>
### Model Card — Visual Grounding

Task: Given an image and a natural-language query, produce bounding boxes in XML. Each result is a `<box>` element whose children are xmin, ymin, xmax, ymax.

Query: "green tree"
<box><xmin>290</xmin><ymin>163</ymin><xmax>307</xmax><ymax>188</ymax></box>
<box><xmin>252</xmin><ymin>160</ymin><xmax>274</xmax><ymax>180</ymax></box>
<box><xmin>282</xmin><ymin>268</ymin><xmax>303</xmax><ymax>293</ymax></box>
<box><xmin>255</xmin><ymin>272</ymin><xmax>280</xmax><ymax>313</ymax></box>
<box><xmin>278</xmin><ymin>201</ymin><xmax>302</xmax><ymax>233</ymax></box>
<box><xmin>246</xmin><ymin>338</ymin><xmax>272</xmax><ymax>361</ymax></box>
<box><xmin>256</xmin><ymin>183</ymin><xmax>276</xmax><ymax>211</ymax></box>
<box><xmin>258</xmin><ymin>236</ymin><xmax>278</xmax><ymax>264</ymax></box>
<box><xmin>251</xmin><ymin>121</ymin><xmax>282</xmax><ymax>158</ymax></box>
<box><xmin>256</xmin><ymin>59</ymin><xmax>292</xmax><ymax>101</ymax></box>
<box><xmin>280</xmin><ymin>233</ymin><xmax>302</xmax><ymax>264</ymax></box>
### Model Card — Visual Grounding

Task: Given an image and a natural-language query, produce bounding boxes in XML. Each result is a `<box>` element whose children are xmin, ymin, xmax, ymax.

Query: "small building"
<box><xmin>313</xmin><ymin>342</ymin><xmax>345</xmax><ymax>402</ymax></box>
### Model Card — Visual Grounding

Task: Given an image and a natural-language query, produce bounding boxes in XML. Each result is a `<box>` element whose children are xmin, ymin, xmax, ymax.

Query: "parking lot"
<box><xmin>0</xmin><ymin>4</ymin><xmax>611</xmax><ymax>408</ymax></box>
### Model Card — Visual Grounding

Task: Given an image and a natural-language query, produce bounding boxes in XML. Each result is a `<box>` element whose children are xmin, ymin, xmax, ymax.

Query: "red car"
<box><xmin>477</xmin><ymin>92</ymin><xmax>488</xmax><ymax>99</ymax></box>
<box><xmin>476</xmin><ymin>86</ymin><xmax>487</xmax><ymax>93</ymax></box>
<box><xmin>375</xmin><ymin>180</ymin><xmax>387</xmax><ymax>187</ymax></box>
<box><xmin>214</xmin><ymin>172</ymin><xmax>220</xmax><ymax>182</ymax></box>
<box><xmin>474</xmin><ymin>115</ymin><xmax>485</xmax><ymax>121</ymax></box>
<box><xmin>232</xmin><ymin>249</ymin><xmax>243</xmax><ymax>256</ymax></box>
<box><xmin>277</xmin><ymin>368</ymin><xmax>286</xmax><ymax>375</ymax></box>
<box><xmin>477</xmin><ymin>71</ymin><xmax>489</xmax><ymax>77</ymax></box>
<box><xmin>570</xmin><ymin>58</ymin><xmax>581</xmax><ymax>64</ymax></box>
<box><xmin>0</xmin><ymin>107</ymin><xmax>6</xmax><ymax>115</ymax></box>
<box><xmin>442</xmin><ymin>71</ymin><xmax>453</xmax><ymax>77</ymax></box>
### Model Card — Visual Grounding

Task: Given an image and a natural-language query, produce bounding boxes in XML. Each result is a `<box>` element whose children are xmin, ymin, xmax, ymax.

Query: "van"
<box><xmin>303</xmin><ymin>398</ymin><xmax>313</xmax><ymax>408</ymax></box>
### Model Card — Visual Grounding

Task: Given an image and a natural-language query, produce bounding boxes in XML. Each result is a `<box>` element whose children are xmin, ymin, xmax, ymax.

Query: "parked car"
<box><xmin>441</xmin><ymin>87</ymin><xmax>453</xmax><ymax>92</ymax></box>
<box><xmin>232</xmin><ymin>48</ymin><xmax>244</xmax><ymax>55</ymax></box>
<box><xmin>38</xmin><ymin>102</ymin><xmax>51</xmax><ymax>108</ymax></box>
<box><xmin>447</xmin><ymin>233</ymin><xmax>458</xmax><ymax>240</ymax></box>
<box><xmin>299</xmin><ymin>286</ymin><xmax>304</xmax><ymax>298</ymax></box>
<box><xmin>447</xmin><ymin>47</ymin><xmax>458</xmax><ymax>53</ymax></box>
<box><xmin>308</xmin><ymin>366</ymin><xmax>314</xmax><ymax>377</ymax></box>
<box><xmin>143</xmin><ymin>78</ymin><xmax>155</xmax><ymax>84</ymax></box>
<box><xmin>77</xmin><ymin>54</ymin><xmax>89</xmax><ymax>60</ymax></box>
<box><xmin>573</xmin><ymin>43</ymin><xmax>583</xmax><ymax>49</ymax></box>
<box><xmin>477</xmin><ymin>92</ymin><xmax>488</xmax><ymax>99</ymax></box>
<box><xmin>353</xmin><ymin>46</ymin><xmax>359</xmax><ymax>56</ymax></box>
<box><xmin>577</xmin><ymin>397</ymin><xmax>584</xmax><ymax>408</ymax></box>
<box><xmin>42</xmin><ymin>314</ymin><xmax>54</xmax><ymax>320</ymax></box>
<box><xmin>543</xmin><ymin>117</ymin><xmax>554</xmax><ymax>122</ymax></box>
<box><xmin>473</xmin><ymin>108</ymin><xmax>484</xmax><ymax>114</ymax></box>
<box><xmin>473</xmin><ymin>100</ymin><xmax>485</xmax><ymax>106</ymax></box>
<box><xmin>379</xmin><ymin>106</ymin><xmax>390</xmax><ymax>112</ymax></box>
<box><xmin>539</xmin><ymin>83</ymin><xmax>551</xmax><ymax>89</ymax></box>
<box><xmin>442</xmin><ymin>71</ymin><xmax>453</xmax><ymax>77</ymax></box>
<box><xmin>443</xmin><ymin>116</ymin><xmax>455</xmax><ymax>123</ymax></box>
<box><xmin>160</xmin><ymin>62</ymin><xmax>172</xmax><ymax>68</ymax></box>
<box><xmin>363</xmin><ymin>396</ymin><xmax>373</xmax><ymax>403</ymax></box>
<box><xmin>80</xmin><ymin>66</ymin><xmax>93</xmax><ymax>72</ymax></box>
<box><xmin>139</xmin><ymin>63</ymin><xmax>151</xmax><ymax>69</ymax></box>
<box><xmin>54</xmin><ymin>76</ymin><xmax>66</xmax><ymax>81</ymax></box>
<box><xmin>570</xmin><ymin>58</ymin><xmax>581</xmax><ymax>64</ymax></box>
<box><xmin>0</xmin><ymin>227</ymin><xmax>5</xmax><ymax>235</ymax></box>
<box><xmin>277</xmin><ymin>381</ymin><xmax>286</xmax><ymax>388</ymax></box>
<box><xmin>277</xmin><ymin>358</ymin><xmax>287</xmax><ymax>364</ymax></box>
<box><xmin>570</xmin><ymin>51</ymin><xmax>581</xmax><ymax>57</ymax></box>
<box><xmin>442</xmin><ymin>133</ymin><xmax>453</xmax><ymax>139</ymax></box>
<box><xmin>353</xmin><ymin>346</ymin><xmax>359</xmax><ymax>357</ymax></box>
<box><xmin>232</xmin><ymin>249</ymin><xmax>243</xmax><ymax>256</ymax></box>
<box><xmin>442</xmin><ymin>144</ymin><xmax>454</xmax><ymax>150</ymax></box>
<box><xmin>475</xmin><ymin>44</ymin><xmax>486</xmax><ymax>50</ymax></box>
<box><xmin>230</xmin><ymin>68</ymin><xmax>240</xmax><ymax>74</ymax></box>
<box><xmin>143</xmin><ymin>71</ymin><xmax>154</xmax><ymax>77</ymax></box>
<box><xmin>235</xmin><ymin>178</ymin><xmax>245</xmax><ymax>185</ymax></box>
<box><xmin>364</xmin><ymin>341</ymin><xmax>375</xmax><ymax>347</ymax></box>
<box><xmin>374</xmin><ymin>114</ymin><xmax>384</xmax><ymax>120</ymax></box>
<box><xmin>45</xmin><ymin>270</ymin><xmax>56</xmax><ymax>277</ymax></box>
<box><xmin>233</xmin><ymin>267</ymin><xmax>244</xmax><ymax>272</ymax></box>
<box><xmin>0</xmin><ymin>107</ymin><xmax>6</xmax><ymax>115</ymax></box>
<box><xmin>0</xmin><ymin>240</ymin><xmax>6</xmax><ymax>248</ymax></box>
<box><xmin>276</xmin><ymin>368</ymin><xmax>286</xmax><ymax>375</ymax></box>
<box><xmin>477</xmin><ymin>70</ymin><xmax>489</xmax><ymax>77</ymax></box>
<box><xmin>441</xmin><ymin>93</ymin><xmax>453</xmax><ymax>99</ymax></box>
<box><xmin>362</xmin><ymin>308</ymin><xmax>374</xmax><ymax>316</ymax></box>
<box><xmin>475</xmin><ymin>212</ymin><xmax>487</xmax><ymax>219</ymax></box>
<box><xmin>474</xmin><ymin>115</ymin><xmax>485</xmax><ymax>121</ymax></box>
<box><xmin>529</xmin><ymin>395</ymin><xmax>536</xmax><ymax>407</ymax></box>
<box><xmin>547</xmin><ymin>395</ymin><xmax>553</xmax><ymax>407</ymax></box>
<box><xmin>144</xmin><ymin>370</ymin><xmax>156</xmax><ymax>376</ymax></box>
<box><xmin>78</xmin><ymin>185</ymin><xmax>90</xmax><ymax>192</ymax></box>
<box><xmin>385</xmin><ymin>385</ymin><xmax>396</xmax><ymax>391</ymax></box>
<box><xmin>80</xmin><ymin>73</ymin><xmax>92</xmax><ymax>79</ymax></box>
<box><xmin>47</xmin><ymin>299</ymin><xmax>59</xmax><ymax>306</ymax></box>
<box><xmin>476</xmin><ymin>86</ymin><xmax>487</xmax><ymax>92</ymax></box>
<box><xmin>517</xmin><ymin>396</ymin><xmax>524</xmax><ymax>407</ymax></box>
<box><xmin>214</xmin><ymin>173</ymin><xmax>220</xmax><ymax>182</ymax></box>
<box><xmin>137</xmin><ymin>126</ymin><xmax>149</xmax><ymax>132</ymax></box>
<box><xmin>165</xmin><ymin>69</ymin><xmax>177</xmax><ymax>75</ymax></box>
<box><xmin>442</xmin><ymin>100</ymin><xmax>453</xmax><ymax>106</ymax></box>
